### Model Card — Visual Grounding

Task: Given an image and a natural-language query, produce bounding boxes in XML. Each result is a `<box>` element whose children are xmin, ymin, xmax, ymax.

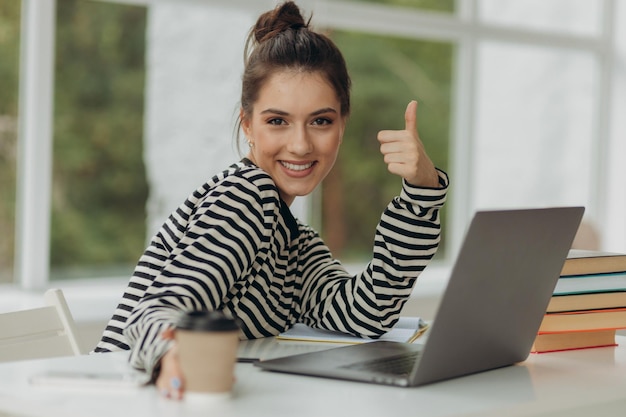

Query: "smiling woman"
<box><xmin>94</xmin><ymin>0</ymin><xmax>448</xmax><ymax>400</ymax></box>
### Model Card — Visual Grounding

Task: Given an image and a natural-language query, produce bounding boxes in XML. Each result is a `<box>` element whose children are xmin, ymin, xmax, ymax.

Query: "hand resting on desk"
<box><xmin>156</xmin><ymin>328</ymin><xmax>184</xmax><ymax>400</ymax></box>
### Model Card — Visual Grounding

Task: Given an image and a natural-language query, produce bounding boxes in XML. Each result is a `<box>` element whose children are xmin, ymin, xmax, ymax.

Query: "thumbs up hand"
<box><xmin>377</xmin><ymin>100</ymin><xmax>440</xmax><ymax>188</ymax></box>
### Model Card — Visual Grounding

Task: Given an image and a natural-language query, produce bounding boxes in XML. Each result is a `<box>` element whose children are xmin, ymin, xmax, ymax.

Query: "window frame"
<box><xmin>15</xmin><ymin>0</ymin><xmax>56</xmax><ymax>289</ymax></box>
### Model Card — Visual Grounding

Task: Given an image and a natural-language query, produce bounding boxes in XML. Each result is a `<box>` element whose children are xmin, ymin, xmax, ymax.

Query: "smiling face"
<box><xmin>241</xmin><ymin>71</ymin><xmax>346</xmax><ymax>206</ymax></box>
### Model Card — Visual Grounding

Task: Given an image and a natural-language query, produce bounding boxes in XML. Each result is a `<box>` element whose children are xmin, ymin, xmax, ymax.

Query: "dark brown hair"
<box><xmin>237</xmin><ymin>1</ymin><xmax>351</xmax><ymax>150</ymax></box>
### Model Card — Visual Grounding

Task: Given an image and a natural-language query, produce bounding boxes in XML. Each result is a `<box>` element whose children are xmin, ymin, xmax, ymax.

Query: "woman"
<box><xmin>95</xmin><ymin>0</ymin><xmax>448</xmax><ymax>398</ymax></box>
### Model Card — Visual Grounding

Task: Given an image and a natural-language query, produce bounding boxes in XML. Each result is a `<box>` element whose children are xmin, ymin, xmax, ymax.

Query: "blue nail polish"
<box><xmin>170</xmin><ymin>377</ymin><xmax>181</xmax><ymax>389</ymax></box>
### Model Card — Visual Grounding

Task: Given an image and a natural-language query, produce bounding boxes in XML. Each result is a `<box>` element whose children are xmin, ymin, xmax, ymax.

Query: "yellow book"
<box><xmin>531</xmin><ymin>330</ymin><xmax>616</xmax><ymax>353</ymax></box>
<box><xmin>547</xmin><ymin>291</ymin><xmax>626</xmax><ymax>313</ymax></box>
<box><xmin>562</xmin><ymin>250</ymin><xmax>626</xmax><ymax>276</ymax></box>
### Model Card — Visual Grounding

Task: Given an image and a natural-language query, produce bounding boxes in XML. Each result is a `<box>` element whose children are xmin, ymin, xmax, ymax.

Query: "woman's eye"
<box><xmin>312</xmin><ymin>118</ymin><xmax>332</xmax><ymax>126</ymax></box>
<box><xmin>268</xmin><ymin>118</ymin><xmax>286</xmax><ymax>126</ymax></box>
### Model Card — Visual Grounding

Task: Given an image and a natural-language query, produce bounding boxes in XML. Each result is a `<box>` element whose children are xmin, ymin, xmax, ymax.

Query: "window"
<box><xmin>478</xmin><ymin>0</ymin><xmax>602</xmax><ymax>36</ymax></box>
<box><xmin>8</xmin><ymin>0</ymin><xmax>148</xmax><ymax>287</ymax></box>
<box><xmin>466</xmin><ymin>1</ymin><xmax>613</xmax><ymax>252</ymax></box>
<box><xmin>473</xmin><ymin>42</ymin><xmax>596</xmax><ymax>211</ymax></box>
<box><xmin>345</xmin><ymin>0</ymin><xmax>454</xmax><ymax>13</ymax></box>
<box><xmin>322</xmin><ymin>30</ymin><xmax>452</xmax><ymax>261</ymax></box>
<box><xmin>7</xmin><ymin>0</ymin><xmax>626</xmax><ymax>290</ymax></box>
<box><xmin>50</xmin><ymin>0</ymin><xmax>148</xmax><ymax>280</ymax></box>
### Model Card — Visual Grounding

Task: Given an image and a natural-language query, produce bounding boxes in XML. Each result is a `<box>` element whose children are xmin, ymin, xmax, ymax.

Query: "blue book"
<box><xmin>554</xmin><ymin>272</ymin><xmax>626</xmax><ymax>296</ymax></box>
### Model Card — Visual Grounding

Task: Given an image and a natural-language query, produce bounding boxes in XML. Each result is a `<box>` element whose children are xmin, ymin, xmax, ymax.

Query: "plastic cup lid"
<box><xmin>176</xmin><ymin>311</ymin><xmax>239</xmax><ymax>331</ymax></box>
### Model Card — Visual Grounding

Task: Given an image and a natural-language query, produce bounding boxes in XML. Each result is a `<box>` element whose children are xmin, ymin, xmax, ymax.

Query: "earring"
<box><xmin>247</xmin><ymin>140</ymin><xmax>254</xmax><ymax>148</ymax></box>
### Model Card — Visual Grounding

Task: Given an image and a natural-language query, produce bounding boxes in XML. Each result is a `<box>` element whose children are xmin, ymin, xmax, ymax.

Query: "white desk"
<box><xmin>2</xmin><ymin>337</ymin><xmax>626</xmax><ymax>417</ymax></box>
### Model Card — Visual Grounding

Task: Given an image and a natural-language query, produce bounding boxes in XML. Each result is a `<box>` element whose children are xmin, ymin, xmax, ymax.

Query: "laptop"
<box><xmin>255</xmin><ymin>206</ymin><xmax>585</xmax><ymax>387</ymax></box>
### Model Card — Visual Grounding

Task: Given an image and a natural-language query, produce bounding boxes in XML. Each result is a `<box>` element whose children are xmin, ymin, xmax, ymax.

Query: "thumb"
<box><xmin>404</xmin><ymin>100</ymin><xmax>418</xmax><ymax>133</ymax></box>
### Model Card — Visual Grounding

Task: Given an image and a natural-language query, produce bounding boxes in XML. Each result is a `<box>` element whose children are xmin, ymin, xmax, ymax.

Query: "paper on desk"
<box><xmin>276</xmin><ymin>317</ymin><xmax>428</xmax><ymax>344</ymax></box>
<box><xmin>29</xmin><ymin>370</ymin><xmax>150</xmax><ymax>391</ymax></box>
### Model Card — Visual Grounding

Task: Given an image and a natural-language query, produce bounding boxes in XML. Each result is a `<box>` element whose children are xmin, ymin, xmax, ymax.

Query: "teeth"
<box><xmin>281</xmin><ymin>161</ymin><xmax>313</xmax><ymax>171</ymax></box>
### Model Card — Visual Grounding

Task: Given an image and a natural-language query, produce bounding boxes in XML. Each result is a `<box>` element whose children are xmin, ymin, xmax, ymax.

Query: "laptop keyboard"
<box><xmin>341</xmin><ymin>351</ymin><xmax>420</xmax><ymax>376</ymax></box>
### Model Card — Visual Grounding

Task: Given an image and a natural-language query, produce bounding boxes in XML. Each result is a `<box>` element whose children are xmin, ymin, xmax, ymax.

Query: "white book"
<box><xmin>276</xmin><ymin>317</ymin><xmax>428</xmax><ymax>344</ymax></box>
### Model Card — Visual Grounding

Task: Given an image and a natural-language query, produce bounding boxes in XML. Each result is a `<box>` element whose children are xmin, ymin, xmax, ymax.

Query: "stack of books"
<box><xmin>533</xmin><ymin>249</ymin><xmax>626</xmax><ymax>353</ymax></box>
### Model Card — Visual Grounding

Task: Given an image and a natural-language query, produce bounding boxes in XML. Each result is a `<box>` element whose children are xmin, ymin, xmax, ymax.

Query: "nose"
<box><xmin>288</xmin><ymin>125</ymin><xmax>313</xmax><ymax>155</ymax></box>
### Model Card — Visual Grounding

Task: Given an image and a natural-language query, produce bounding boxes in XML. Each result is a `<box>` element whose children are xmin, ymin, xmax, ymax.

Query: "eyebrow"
<box><xmin>259</xmin><ymin>107</ymin><xmax>338</xmax><ymax>116</ymax></box>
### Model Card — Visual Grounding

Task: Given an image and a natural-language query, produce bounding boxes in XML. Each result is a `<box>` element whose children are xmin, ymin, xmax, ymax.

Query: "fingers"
<box><xmin>378</xmin><ymin>100</ymin><xmax>418</xmax><ymax>144</ymax></box>
<box><xmin>377</xmin><ymin>100</ymin><xmax>439</xmax><ymax>187</ymax></box>
<box><xmin>377</xmin><ymin>100</ymin><xmax>420</xmax><ymax>176</ymax></box>
<box><xmin>159</xmin><ymin>376</ymin><xmax>183</xmax><ymax>400</ymax></box>
<box><xmin>156</xmin><ymin>345</ymin><xmax>185</xmax><ymax>400</ymax></box>
<box><xmin>161</xmin><ymin>327</ymin><xmax>175</xmax><ymax>340</ymax></box>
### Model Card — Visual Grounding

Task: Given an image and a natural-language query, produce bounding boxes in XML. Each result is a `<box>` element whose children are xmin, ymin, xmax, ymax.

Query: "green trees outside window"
<box><xmin>50</xmin><ymin>0</ymin><xmax>148</xmax><ymax>279</ymax></box>
<box><xmin>323</xmin><ymin>31</ymin><xmax>452</xmax><ymax>261</ymax></box>
<box><xmin>0</xmin><ymin>1</ymin><xmax>21</xmax><ymax>283</ymax></box>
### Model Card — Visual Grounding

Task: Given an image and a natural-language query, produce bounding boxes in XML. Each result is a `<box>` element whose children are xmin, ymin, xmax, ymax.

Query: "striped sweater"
<box><xmin>95</xmin><ymin>159</ymin><xmax>448</xmax><ymax>374</ymax></box>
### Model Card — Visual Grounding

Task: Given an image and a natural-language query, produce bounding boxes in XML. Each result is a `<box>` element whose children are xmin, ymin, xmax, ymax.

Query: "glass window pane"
<box><xmin>0</xmin><ymin>0</ymin><xmax>20</xmax><ymax>284</ymax></box>
<box><xmin>345</xmin><ymin>0</ymin><xmax>455</xmax><ymax>14</ymax></box>
<box><xmin>51</xmin><ymin>0</ymin><xmax>148</xmax><ymax>280</ymax></box>
<box><xmin>473</xmin><ymin>42</ymin><xmax>596</xmax><ymax>211</ymax></box>
<box><xmin>478</xmin><ymin>0</ymin><xmax>603</xmax><ymax>36</ymax></box>
<box><xmin>325</xmin><ymin>30</ymin><xmax>452</xmax><ymax>262</ymax></box>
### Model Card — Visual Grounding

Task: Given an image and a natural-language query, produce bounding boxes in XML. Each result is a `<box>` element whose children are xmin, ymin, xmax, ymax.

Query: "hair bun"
<box><xmin>254</xmin><ymin>1</ymin><xmax>308</xmax><ymax>44</ymax></box>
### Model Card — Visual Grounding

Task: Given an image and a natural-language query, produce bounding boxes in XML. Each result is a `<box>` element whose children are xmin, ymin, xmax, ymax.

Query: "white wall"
<box><xmin>143</xmin><ymin>3</ymin><xmax>252</xmax><ymax>238</ymax></box>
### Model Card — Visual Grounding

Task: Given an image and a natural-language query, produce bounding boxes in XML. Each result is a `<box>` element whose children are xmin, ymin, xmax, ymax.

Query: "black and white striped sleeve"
<box><xmin>122</xmin><ymin>174</ymin><xmax>278</xmax><ymax>374</ymax></box>
<box><xmin>298</xmin><ymin>169</ymin><xmax>449</xmax><ymax>337</ymax></box>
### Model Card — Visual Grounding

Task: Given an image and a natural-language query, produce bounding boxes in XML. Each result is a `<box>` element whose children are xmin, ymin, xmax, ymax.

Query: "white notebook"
<box><xmin>276</xmin><ymin>317</ymin><xmax>428</xmax><ymax>344</ymax></box>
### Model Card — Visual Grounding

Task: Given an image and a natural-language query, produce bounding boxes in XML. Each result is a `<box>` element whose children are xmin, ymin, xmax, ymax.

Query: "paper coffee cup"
<box><xmin>176</xmin><ymin>311</ymin><xmax>240</xmax><ymax>394</ymax></box>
